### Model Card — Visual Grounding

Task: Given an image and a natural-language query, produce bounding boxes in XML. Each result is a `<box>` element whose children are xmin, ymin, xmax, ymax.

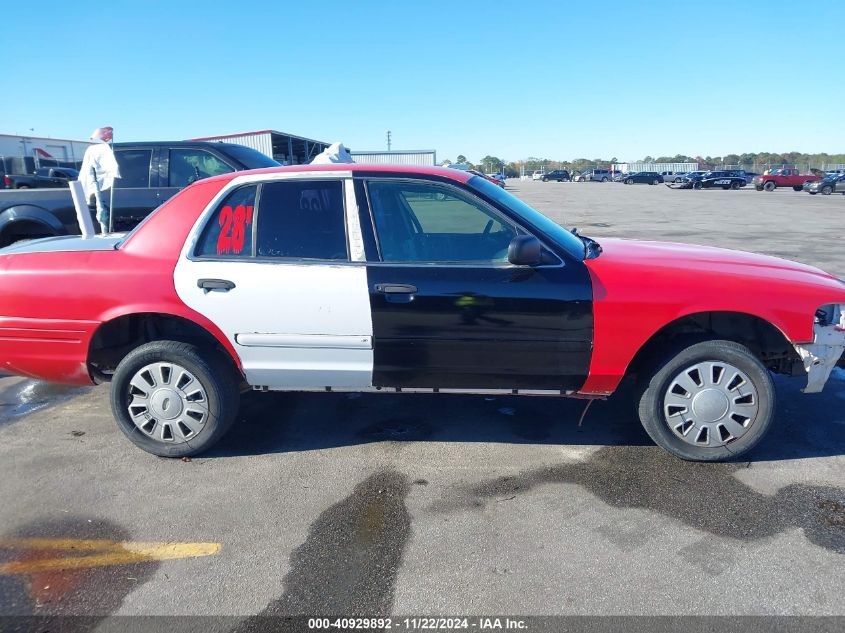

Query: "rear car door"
<box><xmin>112</xmin><ymin>146</ymin><xmax>161</xmax><ymax>230</ymax></box>
<box><xmin>359</xmin><ymin>177</ymin><xmax>593</xmax><ymax>391</ymax></box>
<box><xmin>174</xmin><ymin>175</ymin><xmax>373</xmax><ymax>389</ymax></box>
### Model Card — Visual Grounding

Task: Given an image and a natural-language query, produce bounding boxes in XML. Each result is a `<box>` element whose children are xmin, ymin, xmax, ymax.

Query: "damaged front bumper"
<box><xmin>793</xmin><ymin>305</ymin><xmax>845</xmax><ymax>393</ymax></box>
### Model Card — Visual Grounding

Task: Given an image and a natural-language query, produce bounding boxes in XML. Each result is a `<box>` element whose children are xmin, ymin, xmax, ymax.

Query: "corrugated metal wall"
<box><xmin>206</xmin><ymin>133</ymin><xmax>274</xmax><ymax>158</ymax></box>
<box><xmin>351</xmin><ymin>151</ymin><xmax>436</xmax><ymax>166</ymax></box>
<box><xmin>613</xmin><ymin>162</ymin><xmax>699</xmax><ymax>172</ymax></box>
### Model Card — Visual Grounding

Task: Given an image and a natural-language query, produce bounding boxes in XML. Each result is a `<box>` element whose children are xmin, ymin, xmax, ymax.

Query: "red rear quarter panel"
<box><xmin>0</xmin><ymin>181</ymin><xmax>236</xmax><ymax>384</ymax></box>
<box><xmin>580</xmin><ymin>238</ymin><xmax>845</xmax><ymax>394</ymax></box>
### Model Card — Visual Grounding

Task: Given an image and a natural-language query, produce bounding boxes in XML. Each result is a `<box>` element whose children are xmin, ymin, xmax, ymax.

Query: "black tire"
<box><xmin>721</xmin><ymin>185</ymin><xmax>731</xmax><ymax>190</ymax></box>
<box><xmin>821</xmin><ymin>185</ymin><xmax>833</xmax><ymax>195</ymax></box>
<box><xmin>625</xmin><ymin>178</ymin><xmax>633</xmax><ymax>185</ymax></box>
<box><xmin>763</xmin><ymin>181</ymin><xmax>776</xmax><ymax>192</ymax></box>
<box><xmin>652</xmin><ymin>179</ymin><xmax>659</xmax><ymax>185</ymax></box>
<box><xmin>601</xmin><ymin>177</ymin><xmax>609</xmax><ymax>182</ymax></box>
<box><xmin>693</xmin><ymin>181</ymin><xmax>702</xmax><ymax>189</ymax></box>
<box><xmin>636</xmin><ymin>340</ymin><xmax>775</xmax><ymax>462</ymax></box>
<box><xmin>542</xmin><ymin>177</ymin><xmax>548</xmax><ymax>182</ymax></box>
<box><xmin>792</xmin><ymin>186</ymin><xmax>803</xmax><ymax>192</ymax></box>
<box><xmin>730</xmin><ymin>181</ymin><xmax>741</xmax><ymax>190</ymax></box>
<box><xmin>17</xmin><ymin>185</ymin><xmax>30</xmax><ymax>189</ymax></box>
<box><xmin>110</xmin><ymin>340</ymin><xmax>240</xmax><ymax>457</ymax></box>
<box><xmin>809</xmin><ymin>192</ymin><xmax>817</xmax><ymax>195</ymax></box>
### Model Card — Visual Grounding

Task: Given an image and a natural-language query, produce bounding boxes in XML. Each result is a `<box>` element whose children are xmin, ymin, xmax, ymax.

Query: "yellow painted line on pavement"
<box><xmin>0</xmin><ymin>538</ymin><xmax>221</xmax><ymax>575</ymax></box>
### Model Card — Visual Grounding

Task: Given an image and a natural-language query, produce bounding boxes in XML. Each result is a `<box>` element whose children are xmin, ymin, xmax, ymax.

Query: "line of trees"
<box><xmin>441</xmin><ymin>152</ymin><xmax>845</xmax><ymax>178</ymax></box>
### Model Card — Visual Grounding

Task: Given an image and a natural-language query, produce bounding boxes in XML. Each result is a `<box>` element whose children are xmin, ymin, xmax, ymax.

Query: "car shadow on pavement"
<box><xmin>206</xmin><ymin>373</ymin><xmax>845</xmax><ymax>463</ymax></box>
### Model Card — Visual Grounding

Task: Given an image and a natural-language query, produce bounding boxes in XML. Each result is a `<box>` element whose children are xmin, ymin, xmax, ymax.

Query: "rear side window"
<box><xmin>195</xmin><ymin>186</ymin><xmax>256</xmax><ymax>258</ymax></box>
<box><xmin>256</xmin><ymin>180</ymin><xmax>347</xmax><ymax>260</ymax></box>
<box><xmin>114</xmin><ymin>149</ymin><xmax>152</xmax><ymax>188</ymax></box>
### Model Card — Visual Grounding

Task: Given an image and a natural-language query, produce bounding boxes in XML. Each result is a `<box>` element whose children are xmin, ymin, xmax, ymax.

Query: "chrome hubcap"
<box><xmin>663</xmin><ymin>361</ymin><xmax>759</xmax><ymax>448</ymax></box>
<box><xmin>126</xmin><ymin>362</ymin><xmax>209</xmax><ymax>443</ymax></box>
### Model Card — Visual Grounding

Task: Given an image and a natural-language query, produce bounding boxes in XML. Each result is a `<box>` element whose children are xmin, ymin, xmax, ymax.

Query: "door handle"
<box><xmin>198</xmin><ymin>278</ymin><xmax>236</xmax><ymax>292</ymax></box>
<box><xmin>375</xmin><ymin>283</ymin><xmax>417</xmax><ymax>294</ymax></box>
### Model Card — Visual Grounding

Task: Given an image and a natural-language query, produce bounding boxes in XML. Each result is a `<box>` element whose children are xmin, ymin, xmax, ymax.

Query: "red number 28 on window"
<box><xmin>217</xmin><ymin>205</ymin><xmax>253</xmax><ymax>255</ymax></box>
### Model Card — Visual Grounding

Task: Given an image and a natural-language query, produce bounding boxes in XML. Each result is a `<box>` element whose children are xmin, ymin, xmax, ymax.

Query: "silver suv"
<box><xmin>580</xmin><ymin>168</ymin><xmax>611</xmax><ymax>182</ymax></box>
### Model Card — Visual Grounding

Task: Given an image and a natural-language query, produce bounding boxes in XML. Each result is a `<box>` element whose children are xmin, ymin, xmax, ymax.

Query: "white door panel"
<box><xmin>174</xmin><ymin>260</ymin><xmax>373</xmax><ymax>389</ymax></box>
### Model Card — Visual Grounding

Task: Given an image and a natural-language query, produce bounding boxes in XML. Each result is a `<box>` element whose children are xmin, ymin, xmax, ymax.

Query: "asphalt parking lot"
<box><xmin>1</xmin><ymin>181</ymin><xmax>844</xmax><ymax>623</ymax></box>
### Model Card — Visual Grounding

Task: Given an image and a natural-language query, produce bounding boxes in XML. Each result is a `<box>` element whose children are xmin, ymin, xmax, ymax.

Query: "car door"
<box><xmin>359</xmin><ymin>177</ymin><xmax>593</xmax><ymax>391</ymax></box>
<box><xmin>174</xmin><ymin>175</ymin><xmax>374</xmax><ymax>389</ymax></box>
<box><xmin>111</xmin><ymin>147</ymin><xmax>161</xmax><ymax>230</ymax></box>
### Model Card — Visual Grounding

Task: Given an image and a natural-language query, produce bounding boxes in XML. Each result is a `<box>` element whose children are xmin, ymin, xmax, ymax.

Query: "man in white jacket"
<box><xmin>78</xmin><ymin>127</ymin><xmax>120</xmax><ymax>232</ymax></box>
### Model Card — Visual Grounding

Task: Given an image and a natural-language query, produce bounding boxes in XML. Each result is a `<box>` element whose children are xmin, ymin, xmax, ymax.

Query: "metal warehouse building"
<box><xmin>350</xmin><ymin>150</ymin><xmax>436</xmax><ymax>166</ymax></box>
<box><xmin>188</xmin><ymin>130</ymin><xmax>330</xmax><ymax>165</ymax></box>
<box><xmin>613</xmin><ymin>162</ymin><xmax>699</xmax><ymax>173</ymax></box>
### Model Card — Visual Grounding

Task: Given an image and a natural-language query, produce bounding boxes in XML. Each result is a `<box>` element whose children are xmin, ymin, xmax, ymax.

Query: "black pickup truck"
<box><xmin>0</xmin><ymin>141</ymin><xmax>279</xmax><ymax>246</ymax></box>
<box><xmin>4</xmin><ymin>167</ymin><xmax>80</xmax><ymax>190</ymax></box>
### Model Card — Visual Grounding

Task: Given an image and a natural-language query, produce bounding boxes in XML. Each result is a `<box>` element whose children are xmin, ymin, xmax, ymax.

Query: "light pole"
<box><xmin>386</xmin><ymin>130</ymin><xmax>392</xmax><ymax>152</ymax></box>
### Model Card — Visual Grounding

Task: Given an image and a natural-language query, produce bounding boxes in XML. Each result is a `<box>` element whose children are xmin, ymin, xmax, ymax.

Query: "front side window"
<box><xmin>195</xmin><ymin>186</ymin><xmax>257</xmax><ymax>258</ymax></box>
<box><xmin>114</xmin><ymin>149</ymin><xmax>152</xmax><ymax>188</ymax></box>
<box><xmin>169</xmin><ymin>149</ymin><xmax>234</xmax><ymax>188</ymax></box>
<box><xmin>367</xmin><ymin>180</ymin><xmax>517</xmax><ymax>263</ymax></box>
<box><xmin>256</xmin><ymin>180</ymin><xmax>347</xmax><ymax>260</ymax></box>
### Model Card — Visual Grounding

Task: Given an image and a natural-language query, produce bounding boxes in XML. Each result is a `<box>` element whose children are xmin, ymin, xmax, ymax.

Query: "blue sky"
<box><xmin>3</xmin><ymin>0</ymin><xmax>842</xmax><ymax>163</ymax></box>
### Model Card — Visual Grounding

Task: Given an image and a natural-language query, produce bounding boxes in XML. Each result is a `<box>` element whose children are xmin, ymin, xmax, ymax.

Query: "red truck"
<box><xmin>752</xmin><ymin>168</ymin><xmax>820</xmax><ymax>192</ymax></box>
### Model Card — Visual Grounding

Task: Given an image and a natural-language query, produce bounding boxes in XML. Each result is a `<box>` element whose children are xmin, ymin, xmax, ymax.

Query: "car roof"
<box><xmin>203</xmin><ymin>163</ymin><xmax>475</xmax><ymax>185</ymax></box>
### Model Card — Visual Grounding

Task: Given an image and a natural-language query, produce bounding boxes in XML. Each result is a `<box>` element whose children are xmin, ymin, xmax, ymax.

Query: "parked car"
<box><xmin>2</xmin><ymin>164</ymin><xmax>844</xmax><ymax>462</ymax></box>
<box><xmin>676</xmin><ymin>171</ymin><xmax>747</xmax><ymax>190</ymax></box>
<box><xmin>577</xmin><ymin>168</ymin><xmax>612</xmax><ymax>182</ymax></box>
<box><xmin>699</xmin><ymin>171</ymin><xmax>748</xmax><ymax>190</ymax></box>
<box><xmin>531</xmin><ymin>170</ymin><xmax>545</xmax><ymax>181</ymax></box>
<box><xmin>752</xmin><ymin>168</ymin><xmax>820</xmax><ymax>192</ymax></box>
<box><xmin>542</xmin><ymin>170</ymin><xmax>571</xmax><ymax>182</ymax></box>
<box><xmin>659</xmin><ymin>171</ymin><xmax>685</xmax><ymax>182</ymax></box>
<box><xmin>469</xmin><ymin>169</ymin><xmax>505</xmax><ymax>188</ymax></box>
<box><xmin>804</xmin><ymin>173</ymin><xmax>845</xmax><ymax>195</ymax></box>
<box><xmin>0</xmin><ymin>141</ymin><xmax>279</xmax><ymax>247</ymax></box>
<box><xmin>5</xmin><ymin>167</ymin><xmax>79</xmax><ymax>189</ymax></box>
<box><xmin>612</xmin><ymin>172</ymin><xmax>629</xmax><ymax>182</ymax></box>
<box><xmin>622</xmin><ymin>172</ymin><xmax>664</xmax><ymax>185</ymax></box>
<box><xmin>680</xmin><ymin>171</ymin><xmax>709</xmax><ymax>183</ymax></box>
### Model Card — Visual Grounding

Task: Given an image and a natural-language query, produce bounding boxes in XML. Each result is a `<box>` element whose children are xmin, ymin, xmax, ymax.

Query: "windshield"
<box><xmin>218</xmin><ymin>144</ymin><xmax>280</xmax><ymax>169</ymax></box>
<box><xmin>467</xmin><ymin>176</ymin><xmax>585</xmax><ymax>260</ymax></box>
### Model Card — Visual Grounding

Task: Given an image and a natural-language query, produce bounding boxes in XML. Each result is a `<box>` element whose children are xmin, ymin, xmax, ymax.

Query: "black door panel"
<box><xmin>367</xmin><ymin>264</ymin><xmax>593</xmax><ymax>390</ymax></box>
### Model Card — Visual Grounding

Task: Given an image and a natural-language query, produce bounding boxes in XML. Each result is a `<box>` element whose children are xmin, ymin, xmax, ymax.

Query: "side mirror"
<box><xmin>508</xmin><ymin>235</ymin><xmax>543</xmax><ymax>266</ymax></box>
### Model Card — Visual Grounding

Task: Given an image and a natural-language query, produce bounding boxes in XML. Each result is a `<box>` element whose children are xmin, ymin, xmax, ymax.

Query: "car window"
<box><xmin>114</xmin><ymin>149</ymin><xmax>152</xmax><ymax>188</ymax></box>
<box><xmin>195</xmin><ymin>185</ymin><xmax>257</xmax><ymax>258</ymax></box>
<box><xmin>169</xmin><ymin>149</ymin><xmax>234</xmax><ymax>188</ymax></box>
<box><xmin>256</xmin><ymin>180</ymin><xmax>347</xmax><ymax>260</ymax></box>
<box><xmin>367</xmin><ymin>180</ymin><xmax>518</xmax><ymax>263</ymax></box>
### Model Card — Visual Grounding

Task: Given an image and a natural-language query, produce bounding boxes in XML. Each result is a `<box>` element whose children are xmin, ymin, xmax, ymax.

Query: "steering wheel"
<box><xmin>482</xmin><ymin>219</ymin><xmax>494</xmax><ymax>236</ymax></box>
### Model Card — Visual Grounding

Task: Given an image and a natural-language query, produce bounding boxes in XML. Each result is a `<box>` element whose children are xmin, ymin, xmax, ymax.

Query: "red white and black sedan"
<box><xmin>1</xmin><ymin>164</ymin><xmax>844</xmax><ymax>461</ymax></box>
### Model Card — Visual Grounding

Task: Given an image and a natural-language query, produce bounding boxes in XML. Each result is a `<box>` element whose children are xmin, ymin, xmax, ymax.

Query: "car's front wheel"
<box><xmin>637</xmin><ymin>340</ymin><xmax>775</xmax><ymax>461</ymax></box>
<box><xmin>110</xmin><ymin>340</ymin><xmax>240</xmax><ymax>457</ymax></box>
<box><xmin>821</xmin><ymin>185</ymin><xmax>833</xmax><ymax>195</ymax></box>
<box><xmin>763</xmin><ymin>181</ymin><xmax>776</xmax><ymax>192</ymax></box>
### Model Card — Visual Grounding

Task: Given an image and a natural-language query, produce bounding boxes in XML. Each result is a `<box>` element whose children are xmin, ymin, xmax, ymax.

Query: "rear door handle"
<box><xmin>375</xmin><ymin>283</ymin><xmax>418</xmax><ymax>294</ymax></box>
<box><xmin>198</xmin><ymin>278</ymin><xmax>236</xmax><ymax>292</ymax></box>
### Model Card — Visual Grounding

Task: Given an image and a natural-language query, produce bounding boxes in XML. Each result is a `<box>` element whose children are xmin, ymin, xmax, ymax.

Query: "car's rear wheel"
<box><xmin>637</xmin><ymin>340</ymin><xmax>775</xmax><ymax>461</ymax></box>
<box><xmin>821</xmin><ymin>185</ymin><xmax>833</xmax><ymax>195</ymax></box>
<box><xmin>763</xmin><ymin>181</ymin><xmax>776</xmax><ymax>192</ymax></box>
<box><xmin>731</xmin><ymin>181</ymin><xmax>741</xmax><ymax>190</ymax></box>
<box><xmin>110</xmin><ymin>340</ymin><xmax>240</xmax><ymax>457</ymax></box>
<box><xmin>693</xmin><ymin>181</ymin><xmax>702</xmax><ymax>189</ymax></box>
<box><xmin>601</xmin><ymin>177</ymin><xmax>608</xmax><ymax>182</ymax></box>
<box><xmin>652</xmin><ymin>179</ymin><xmax>659</xmax><ymax>185</ymax></box>
<box><xmin>793</xmin><ymin>186</ymin><xmax>803</xmax><ymax>192</ymax></box>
